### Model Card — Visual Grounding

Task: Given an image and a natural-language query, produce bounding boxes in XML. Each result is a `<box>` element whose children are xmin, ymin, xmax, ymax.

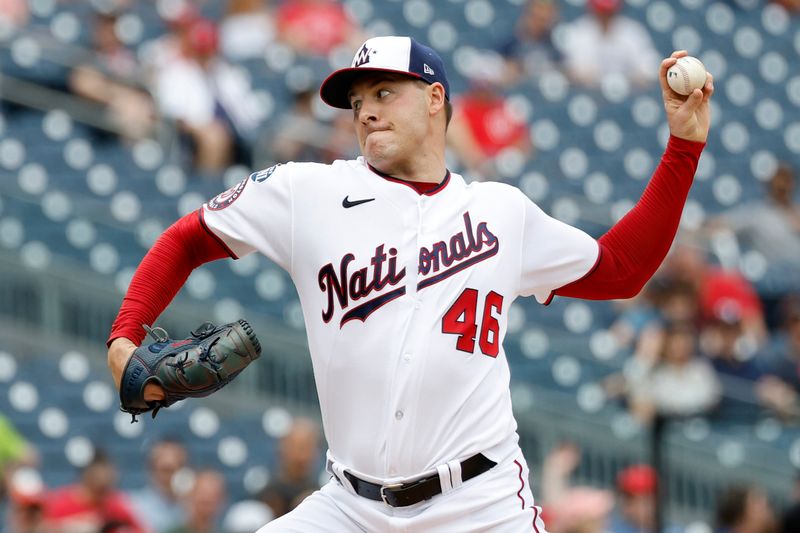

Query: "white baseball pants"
<box><xmin>256</xmin><ymin>452</ymin><xmax>548</xmax><ymax>533</ymax></box>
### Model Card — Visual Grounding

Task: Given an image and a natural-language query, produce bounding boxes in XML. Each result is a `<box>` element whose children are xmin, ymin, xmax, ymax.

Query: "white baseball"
<box><xmin>666</xmin><ymin>56</ymin><xmax>707</xmax><ymax>96</ymax></box>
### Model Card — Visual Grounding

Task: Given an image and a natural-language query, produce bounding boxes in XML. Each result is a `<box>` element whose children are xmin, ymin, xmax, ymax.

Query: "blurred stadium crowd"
<box><xmin>0</xmin><ymin>0</ymin><xmax>799</xmax><ymax>531</ymax></box>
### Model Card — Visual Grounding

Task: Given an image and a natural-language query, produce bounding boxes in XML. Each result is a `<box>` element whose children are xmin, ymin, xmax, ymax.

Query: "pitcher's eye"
<box><xmin>378</xmin><ymin>89</ymin><xmax>390</xmax><ymax>98</ymax></box>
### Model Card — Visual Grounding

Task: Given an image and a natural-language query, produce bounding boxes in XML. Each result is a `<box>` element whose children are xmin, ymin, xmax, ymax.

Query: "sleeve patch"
<box><xmin>250</xmin><ymin>164</ymin><xmax>282</xmax><ymax>183</ymax></box>
<box><xmin>207</xmin><ymin>178</ymin><xmax>248</xmax><ymax>211</ymax></box>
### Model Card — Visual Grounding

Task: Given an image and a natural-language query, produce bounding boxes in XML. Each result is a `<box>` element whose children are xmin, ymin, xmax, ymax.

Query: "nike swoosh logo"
<box><xmin>342</xmin><ymin>196</ymin><xmax>375</xmax><ymax>208</ymax></box>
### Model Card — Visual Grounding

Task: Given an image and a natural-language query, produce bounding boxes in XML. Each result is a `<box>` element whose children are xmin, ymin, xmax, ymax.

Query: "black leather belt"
<box><xmin>340</xmin><ymin>453</ymin><xmax>497</xmax><ymax>507</ymax></box>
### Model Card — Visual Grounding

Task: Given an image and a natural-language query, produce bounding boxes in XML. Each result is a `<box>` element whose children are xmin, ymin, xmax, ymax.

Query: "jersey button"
<box><xmin>395</xmin><ymin>410</ymin><xmax>404</xmax><ymax>420</ymax></box>
<box><xmin>402</xmin><ymin>353</ymin><xmax>412</xmax><ymax>363</ymax></box>
<box><xmin>414</xmin><ymin>300</ymin><xmax>422</xmax><ymax>309</ymax></box>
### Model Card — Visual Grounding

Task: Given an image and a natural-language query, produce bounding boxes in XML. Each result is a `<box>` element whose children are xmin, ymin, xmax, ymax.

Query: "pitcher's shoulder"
<box><xmin>466</xmin><ymin>179</ymin><xmax>528</xmax><ymax>202</ymax></box>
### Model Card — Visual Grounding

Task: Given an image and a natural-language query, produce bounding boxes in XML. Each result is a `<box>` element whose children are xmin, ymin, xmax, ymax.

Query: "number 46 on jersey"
<box><xmin>442</xmin><ymin>289</ymin><xmax>503</xmax><ymax>358</ymax></box>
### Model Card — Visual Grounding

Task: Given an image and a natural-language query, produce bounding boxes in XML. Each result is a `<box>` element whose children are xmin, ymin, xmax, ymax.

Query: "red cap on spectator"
<box><xmin>589</xmin><ymin>0</ymin><xmax>621</xmax><ymax>13</ymax></box>
<box><xmin>186</xmin><ymin>19</ymin><xmax>218</xmax><ymax>56</ymax></box>
<box><xmin>617</xmin><ymin>464</ymin><xmax>657</xmax><ymax>495</ymax></box>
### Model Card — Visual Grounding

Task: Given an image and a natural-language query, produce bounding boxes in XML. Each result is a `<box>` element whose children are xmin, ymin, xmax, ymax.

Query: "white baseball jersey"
<box><xmin>202</xmin><ymin>158</ymin><xmax>598</xmax><ymax>481</ymax></box>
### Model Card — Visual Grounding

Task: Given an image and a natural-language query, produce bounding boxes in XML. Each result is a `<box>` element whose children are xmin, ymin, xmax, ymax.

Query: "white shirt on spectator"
<box><xmin>220</xmin><ymin>11</ymin><xmax>276</xmax><ymax>60</ymax></box>
<box><xmin>562</xmin><ymin>14</ymin><xmax>659</xmax><ymax>88</ymax></box>
<box><xmin>154</xmin><ymin>56</ymin><xmax>264</xmax><ymax>134</ymax></box>
<box><xmin>628</xmin><ymin>357</ymin><xmax>722</xmax><ymax>416</ymax></box>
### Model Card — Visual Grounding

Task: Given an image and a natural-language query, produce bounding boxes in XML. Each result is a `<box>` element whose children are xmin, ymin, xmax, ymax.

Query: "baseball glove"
<box><xmin>119</xmin><ymin>320</ymin><xmax>262</xmax><ymax>422</ymax></box>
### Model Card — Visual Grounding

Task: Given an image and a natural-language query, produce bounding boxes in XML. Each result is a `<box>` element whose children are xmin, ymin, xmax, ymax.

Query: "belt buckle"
<box><xmin>380</xmin><ymin>483</ymin><xmax>404</xmax><ymax>506</ymax></box>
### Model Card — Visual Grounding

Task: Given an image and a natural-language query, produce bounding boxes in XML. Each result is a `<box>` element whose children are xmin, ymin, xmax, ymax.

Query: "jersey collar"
<box><xmin>366</xmin><ymin>162</ymin><xmax>451</xmax><ymax>196</ymax></box>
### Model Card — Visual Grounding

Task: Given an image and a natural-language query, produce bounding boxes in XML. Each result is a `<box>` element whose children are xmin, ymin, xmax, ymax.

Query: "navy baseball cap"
<box><xmin>320</xmin><ymin>36</ymin><xmax>450</xmax><ymax>109</ymax></box>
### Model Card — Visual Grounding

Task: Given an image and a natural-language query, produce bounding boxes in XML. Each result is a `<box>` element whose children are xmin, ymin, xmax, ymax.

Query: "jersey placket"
<box><xmin>381</xmin><ymin>192</ymin><xmax>430</xmax><ymax>479</ymax></box>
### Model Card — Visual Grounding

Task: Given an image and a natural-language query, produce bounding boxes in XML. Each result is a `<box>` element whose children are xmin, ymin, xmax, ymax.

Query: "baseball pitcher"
<box><xmin>107</xmin><ymin>36</ymin><xmax>713</xmax><ymax>532</ymax></box>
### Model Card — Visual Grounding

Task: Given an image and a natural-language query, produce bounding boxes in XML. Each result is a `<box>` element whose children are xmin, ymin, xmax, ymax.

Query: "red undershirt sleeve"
<box><xmin>107</xmin><ymin>210</ymin><xmax>232</xmax><ymax>346</ymax></box>
<box><xmin>554</xmin><ymin>135</ymin><xmax>705</xmax><ymax>300</ymax></box>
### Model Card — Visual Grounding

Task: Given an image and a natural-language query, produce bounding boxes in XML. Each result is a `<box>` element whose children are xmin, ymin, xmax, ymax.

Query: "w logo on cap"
<box><xmin>353</xmin><ymin>44</ymin><xmax>374</xmax><ymax>67</ymax></box>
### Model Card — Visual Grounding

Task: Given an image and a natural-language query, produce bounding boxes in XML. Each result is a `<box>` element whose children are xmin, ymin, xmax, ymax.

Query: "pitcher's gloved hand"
<box><xmin>119</xmin><ymin>320</ymin><xmax>261</xmax><ymax>422</ymax></box>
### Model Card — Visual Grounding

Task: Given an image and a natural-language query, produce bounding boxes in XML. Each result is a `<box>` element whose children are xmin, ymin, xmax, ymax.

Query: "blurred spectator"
<box><xmin>715</xmin><ymin>484</ymin><xmax>777</xmax><ymax>533</ymax></box>
<box><xmin>610</xmin><ymin>465</ymin><xmax>658</xmax><ymax>533</ymax></box>
<box><xmin>701</xmin><ymin>305</ymin><xmax>763</xmax><ymax>381</ymax></box>
<box><xmin>140</xmin><ymin>4</ymin><xmax>200</xmax><ymax>72</ymax></box>
<box><xmin>547</xmin><ymin>487</ymin><xmax>614</xmax><ymax>533</ymax></box>
<box><xmin>275</xmin><ymin>0</ymin><xmax>362</xmax><ymax>57</ymax></box>
<box><xmin>623</xmin><ymin>321</ymin><xmax>721</xmax><ymax>423</ymax></box>
<box><xmin>128</xmin><ymin>437</ymin><xmax>188</xmax><ymax>533</ymax></box>
<box><xmin>447</xmin><ymin>56</ymin><xmax>533</xmax><ymax>181</ymax></box>
<box><xmin>259</xmin><ymin>417</ymin><xmax>321</xmax><ymax>517</ymax></box>
<box><xmin>221</xmin><ymin>499</ymin><xmax>275</xmax><ymax>532</ymax></box>
<box><xmin>540</xmin><ymin>442</ymin><xmax>581</xmax><ymax>505</ymax></box>
<box><xmin>220</xmin><ymin>0</ymin><xmax>277</xmax><ymax>61</ymax></box>
<box><xmin>150</xmin><ymin>17</ymin><xmax>265</xmax><ymax>173</ymax></box>
<box><xmin>497</xmin><ymin>0</ymin><xmax>562</xmax><ymax>85</ymax></box>
<box><xmin>68</xmin><ymin>11</ymin><xmax>156</xmax><ymax>142</ymax></box>
<box><xmin>609</xmin><ymin>279</ymin><xmax>698</xmax><ymax>355</ymax></box>
<box><xmin>700</xmin><ymin>306</ymin><xmax>765</xmax><ymax>421</ymax></box>
<box><xmin>708</xmin><ymin>164</ymin><xmax>800</xmax><ymax>292</ymax></box>
<box><xmin>539</xmin><ymin>444</ymin><xmax>614</xmax><ymax>533</ymax></box>
<box><xmin>3</xmin><ymin>467</ymin><xmax>45</xmax><ymax>533</ymax></box>
<box><xmin>259</xmin><ymin>88</ymin><xmax>357</xmax><ymax>166</ymax></box>
<box><xmin>611</xmin><ymin>280</ymin><xmax>702</xmax><ymax>387</ymax></box>
<box><xmin>609</xmin><ymin>464</ymin><xmax>683</xmax><ymax>533</ymax></box>
<box><xmin>167</xmin><ymin>469</ymin><xmax>227</xmax><ymax>533</ymax></box>
<box><xmin>756</xmin><ymin>297</ymin><xmax>800</xmax><ymax>421</ymax></box>
<box><xmin>661</xmin><ymin>245</ymin><xmax>767</xmax><ymax>345</ymax></box>
<box><xmin>654</xmin><ymin>280</ymin><xmax>700</xmax><ymax>326</ymax></box>
<box><xmin>42</xmin><ymin>450</ymin><xmax>146</xmax><ymax>533</ymax></box>
<box><xmin>604</xmin><ymin>328</ymin><xmax>658</xmax><ymax>404</ymax></box>
<box><xmin>562</xmin><ymin>0</ymin><xmax>659</xmax><ymax>89</ymax></box>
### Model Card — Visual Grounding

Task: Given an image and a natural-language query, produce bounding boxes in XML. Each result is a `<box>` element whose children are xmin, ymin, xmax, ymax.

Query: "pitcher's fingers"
<box><xmin>681</xmin><ymin>88</ymin><xmax>704</xmax><ymax>114</ymax></box>
<box><xmin>702</xmin><ymin>72</ymin><xmax>714</xmax><ymax>101</ymax></box>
